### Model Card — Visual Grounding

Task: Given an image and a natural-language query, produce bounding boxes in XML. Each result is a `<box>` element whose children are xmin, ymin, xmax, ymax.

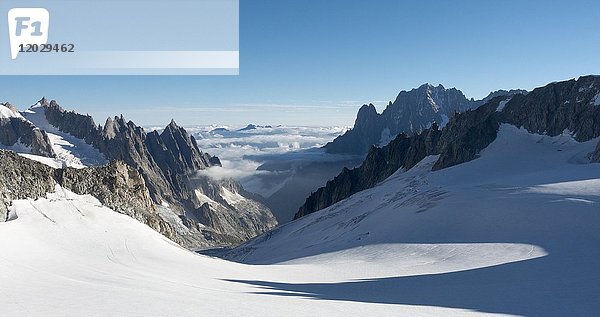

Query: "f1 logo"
<box><xmin>8</xmin><ymin>8</ymin><xmax>49</xmax><ymax>59</ymax></box>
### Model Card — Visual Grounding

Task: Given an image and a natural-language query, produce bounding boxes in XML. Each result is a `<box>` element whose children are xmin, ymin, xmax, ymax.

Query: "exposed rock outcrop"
<box><xmin>482</xmin><ymin>89</ymin><xmax>528</xmax><ymax>103</ymax></box>
<box><xmin>0</xmin><ymin>116</ymin><xmax>55</xmax><ymax>157</ymax></box>
<box><xmin>500</xmin><ymin>75</ymin><xmax>600</xmax><ymax>141</ymax></box>
<box><xmin>0</xmin><ymin>150</ymin><xmax>55</xmax><ymax>221</ymax></box>
<box><xmin>0</xmin><ymin>151</ymin><xmax>154</xmax><ymax>230</ymax></box>
<box><xmin>433</xmin><ymin>100</ymin><xmax>501</xmax><ymax>170</ymax></box>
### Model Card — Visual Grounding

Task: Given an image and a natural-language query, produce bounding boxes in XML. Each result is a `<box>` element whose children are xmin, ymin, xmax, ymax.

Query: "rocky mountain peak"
<box><xmin>46</xmin><ymin>99</ymin><xmax>65</xmax><ymax>112</ymax></box>
<box><xmin>357</xmin><ymin>103</ymin><xmax>377</xmax><ymax>114</ymax></box>
<box><xmin>37</xmin><ymin>97</ymin><xmax>49</xmax><ymax>107</ymax></box>
<box><xmin>161</xmin><ymin>119</ymin><xmax>185</xmax><ymax>139</ymax></box>
<box><xmin>326</xmin><ymin>83</ymin><xmax>475</xmax><ymax>154</ymax></box>
<box><xmin>391</xmin><ymin>83</ymin><xmax>471</xmax><ymax>112</ymax></box>
<box><xmin>2</xmin><ymin>103</ymin><xmax>19</xmax><ymax>114</ymax></box>
<box><xmin>354</xmin><ymin>104</ymin><xmax>378</xmax><ymax>126</ymax></box>
<box><xmin>417</xmin><ymin>83</ymin><xmax>445</xmax><ymax>92</ymax></box>
<box><xmin>111</xmin><ymin>115</ymin><xmax>127</xmax><ymax>127</ymax></box>
<box><xmin>103</xmin><ymin>117</ymin><xmax>118</xmax><ymax>139</ymax></box>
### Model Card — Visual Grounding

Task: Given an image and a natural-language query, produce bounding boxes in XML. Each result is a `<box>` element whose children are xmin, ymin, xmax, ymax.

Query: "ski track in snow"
<box><xmin>0</xmin><ymin>125</ymin><xmax>599</xmax><ymax>316</ymax></box>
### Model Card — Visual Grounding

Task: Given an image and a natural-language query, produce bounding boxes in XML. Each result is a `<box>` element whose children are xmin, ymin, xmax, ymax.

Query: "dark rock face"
<box><xmin>0</xmin><ymin>116</ymin><xmax>55</xmax><ymax>157</ymax></box>
<box><xmin>325</xmin><ymin>84</ymin><xmax>477</xmax><ymax>154</ymax></box>
<box><xmin>54</xmin><ymin>160</ymin><xmax>155</xmax><ymax>214</ymax></box>
<box><xmin>0</xmin><ymin>150</ymin><xmax>55</xmax><ymax>221</ymax></box>
<box><xmin>324</xmin><ymin>104</ymin><xmax>383</xmax><ymax>154</ymax></box>
<box><xmin>296</xmin><ymin>76</ymin><xmax>600</xmax><ymax>219</ymax></box>
<box><xmin>500</xmin><ymin>75</ymin><xmax>600</xmax><ymax>142</ymax></box>
<box><xmin>433</xmin><ymin>100</ymin><xmax>501</xmax><ymax>170</ymax></box>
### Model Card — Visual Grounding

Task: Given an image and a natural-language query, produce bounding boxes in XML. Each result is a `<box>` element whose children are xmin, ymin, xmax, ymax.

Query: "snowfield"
<box><xmin>1</xmin><ymin>125</ymin><xmax>599</xmax><ymax>316</ymax></box>
<box><xmin>0</xmin><ymin>187</ymin><xmax>490</xmax><ymax>317</ymax></box>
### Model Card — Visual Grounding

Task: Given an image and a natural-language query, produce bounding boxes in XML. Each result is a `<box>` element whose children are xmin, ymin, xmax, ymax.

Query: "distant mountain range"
<box><xmin>324</xmin><ymin>84</ymin><xmax>527</xmax><ymax>154</ymax></box>
<box><xmin>296</xmin><ymin>76</ymin><xmax>600</xmax><ymax>219</ymax></box>
<box><xmin>237</xmin><ymin>124</ymin><xmax>274</xmax><ymax>131</ymax></box>
<box><xmin>0</xmin><ymin>99</ymin><xmax>277</xmax><ymax>248</ymax></box>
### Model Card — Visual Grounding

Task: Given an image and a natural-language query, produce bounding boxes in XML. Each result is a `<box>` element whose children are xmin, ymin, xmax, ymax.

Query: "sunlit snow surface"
<box><xmin>0</xmin><ymin>104</ymin><xmax>25</xmax><ymax>119</ymax></box>
<box><xmin>1</xmin><ymin>125</ymin><xmax>599</xmax><ymax>316</ymax></box>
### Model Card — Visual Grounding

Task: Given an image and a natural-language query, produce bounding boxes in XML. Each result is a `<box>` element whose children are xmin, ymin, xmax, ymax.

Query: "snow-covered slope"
<box><xmin>223</xmin><ymin>125</ymin><xmax>600</xmax><ymax>315</ymax></box>
<box><xmin>17</xmin><ymin>153</ymin><xmax>71</xmax><ymax>168</ymax></box>
<box><xmin>0</xmin><ymin>187</ymin><xmax>496</xmax><ymax>317</ymax></box>
<box><xmin>21</xmin><ymin>105</ymin><xmax>107</xmax><ymax>168</ymax></box>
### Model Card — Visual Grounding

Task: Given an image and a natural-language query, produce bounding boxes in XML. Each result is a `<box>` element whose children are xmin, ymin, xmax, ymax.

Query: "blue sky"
<box><xmin>1</xmin><ymin>0</ymin><xmax>599</xmax><ymax>126</ymax></box>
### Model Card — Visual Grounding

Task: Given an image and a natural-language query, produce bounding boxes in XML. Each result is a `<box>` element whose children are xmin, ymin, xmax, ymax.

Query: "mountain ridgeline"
<box><xmin>0</xmin><ymin>103</ymin><xmax>55</xmax><ymax>157</ymax></box>
<box><xmin>296</xmin><ymin>76</ymin><xmax>600</xmax><ymax>219</ymax></box>
<box><xmin>0</xmin><ymin>99</ymin><xmax>277</xmax><ymax>248</ymax></box>
<box><xmin>324</xmin><ymin>83</ymin><xmax>526</xmax><ymax>154</ymax></box>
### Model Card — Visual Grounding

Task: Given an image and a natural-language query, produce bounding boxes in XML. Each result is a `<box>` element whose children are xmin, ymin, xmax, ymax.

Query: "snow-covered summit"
<box><xmin>0</xmin><ymin>103</ymin><xmax>25</xmax><ymax>120</ymax></box>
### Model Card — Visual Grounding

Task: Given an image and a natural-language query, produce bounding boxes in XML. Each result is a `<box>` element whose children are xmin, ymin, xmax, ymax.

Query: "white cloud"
<box><xmin>181</xmin><ymin>125</ymin><xmax>349</xmax><ymax>195</ymax></box>
<box><xmin>191</xmin><ymin>125</ymin><xmax>349</xmax><ymax>161</ymax></box>
<box><xmin>197</xmin><ymin>159</ymin><xmax>265</xmax><ymax>181</ymax></box>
